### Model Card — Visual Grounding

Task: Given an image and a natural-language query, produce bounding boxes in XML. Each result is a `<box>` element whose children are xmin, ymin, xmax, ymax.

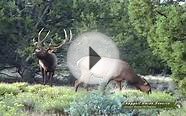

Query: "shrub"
<box><xmin>12</xmin><ymin>82</ymin><xmax>28</xmax><ymax>92</ymax></box>
<box><xmin>37</xmin><ymin>87</ymin><xmax>84</xmax><ymax>115</ymax></box>
<box><xmin>0</xmin><ymin>83</ymin><xmax>180</xmax><ymax>115</ymax></box>
<box><xmin>0</xmin><ymin>101</ymin><xmax>24</xmax><ymax>116</ymax></box>
<box><xmin>178</xmin><ymin>78</ymin><xmax>186</xmax><ymax>97</ymax></box>
<box><xmin>1</xmin><ymin>94</ymin><xmax>18</xmax><ymax>107</ymax></box>
<box><xmin>0</xmin><ymin>94</ymin><xmax>24</xmax><ymax>116</ymax></box>
<box><xmin>69</xmin><ymin>92</ymin><xmax>126</xmax><ymax>116</ymax></box>
<box><xmin>0</xmin><ymin>83</ymin><xmax>20</xmax><ymax>95</ymax></box>
<box><xmin>37</xmin><ymin>87</ymin><xmax>61</xmax><ymax>98</ymax></box>
<box><xmin>16</xmin><ymin>92</ymin><xmax>40</xmax><ymax>111</ymax></box>
<box><xmin>26</xmin><ymin>84</ymin><xmax>47</xmax><ymax>93</ymax></box>
<box><xmin>147</xmin><ymin>91</ymin><xmax>176</xmax><ymax>102</ymax></box>
<box><xmin>159</xmin><ymin>108</ymin><xmax>186</xmax><ymax>116</ymax></box>
<box><xmin>39</xmin><ymin>96</ymin><xmax>68</xmax><ymax>115</ymax></box>
<box><xmin>116</xmin><ymin>90</ymin><xmax>176</xmax><ymax>102</ymax></box>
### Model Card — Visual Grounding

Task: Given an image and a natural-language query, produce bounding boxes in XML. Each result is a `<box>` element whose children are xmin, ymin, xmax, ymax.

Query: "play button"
<box><xmin>89</xmin><ymin>47</ymin><xmax>101</xmax><ymax>70</ymax></box>
<box><xmin>67</xmin><ymin>31</ymin><xmax>119</xmax><ymax>84</ymax></box>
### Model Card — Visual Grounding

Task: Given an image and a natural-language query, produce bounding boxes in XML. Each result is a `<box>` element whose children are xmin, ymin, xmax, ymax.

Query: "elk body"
<box><xmin>75</xmin><ymin>56</ymin><xmax>151</xmax><ymax>93</ymax></box>
<box><xmin>34</xmin><ymin>28</ymin><xmax>72</xmax><ymax>86</ymax></box>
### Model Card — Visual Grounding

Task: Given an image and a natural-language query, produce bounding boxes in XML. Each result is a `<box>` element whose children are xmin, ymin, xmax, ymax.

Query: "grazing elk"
<box><xmin>75</xmin><ymin>56</ymin><xmax>151</xmax><ymax>94</ymax></box>
<box><xmin>34</xmin><ymin>28</ymin><xmax>72</xmax><ymax>86</ymax></box>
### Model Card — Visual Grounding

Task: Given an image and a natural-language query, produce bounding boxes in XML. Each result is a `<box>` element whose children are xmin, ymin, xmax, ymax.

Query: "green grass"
<box><xmin>0</xmin><ymin>82</ymin><xmax>183</xmax><ymax>116</ymax></box>
<box><xmin>114</xmin><ymin>90</ymin><xmax>176</xmax><ymax>102</ymax></box>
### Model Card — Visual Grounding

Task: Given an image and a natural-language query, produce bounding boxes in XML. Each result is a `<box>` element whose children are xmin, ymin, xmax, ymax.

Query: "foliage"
<box><xmin>69</xmin><ymin>92</ymin><xmax>125</xmax><ymax>116</ymax></box>
<box><xmin>0</xmin><ymin>101</ymin><xmax>24</xmax><ymax>116</ymax></box>
<box><xmin>0</xmin><ymin>83</ymin><xmax>20</xmax><ymax>95</ymax></box>
<box><xmin>16</xmin><ymin>92</ymin><xmax>40</xmax><ymax>111</ymax></box>
<box><xmin>26</xmin><ymin>84</ymin><xmax>48</xmax><ymax>93</ymax></box>
<box><xmin>0</xmin><ymin>83</ymin><xmax>86</xmax><ymax>115</ymax></box>
<box><xmin>128</xmin><ymin>0</ymin><xmax>186</xmax><ymax>94</ymax></box>
<box><xmin>69</xmin><ymin>90</ymin><xmax>177</xmax><ymax>116</ymax></box>
<box><xmin>72</xmin><ymin>0</ymin><xmax>167</xmax><ymax>74</ymax></box>
<box><xmin>159</xmin><ymin>101</ymin><xmax>186</xmax><ymax>116</ymax></box>
<box><xmin>116</xmin><ymin>90</ymin><xmax>176</xmax><ymax>102</ymax></box>
<box><xmin>178</xmin><ymin>78</ymin><xmax>186</xmax><ymax>96</ymax></box>
<box><xmin>151</xmin><ymin>5</ymin><xmax>186</xmax><ymax>79</ymax></box>
<box><xmin>0</xmin><ymin>94</ymin><xmax>24</xmax><ymax>116</ymax></box>
<box><xmin>0</xmin><ymin>83</ymin><xmax>181</xmax><ymax>115</ymax></box>
<box><xmin>11</xmin><ymin>82</ymin><xmax>28</xmax><ymax>92</ymax></box>
<box><xmin>120</xmin><ymin>37</ymin><xmax>168</xmax><ymax>74</ymax></box>
<box><xmin>0</xmin><ymin>0</ymin><xmax>168</xmax><ymax>82</ymax></box>
<box><xmin>159</xmin><ymin>108</ymin><xmax>186</xmax><ymax>116</ymax></box>
<box><xmin>128</xmin><ymin>0</ymin><xmax>153</xmax><ymax>37</ymax></box>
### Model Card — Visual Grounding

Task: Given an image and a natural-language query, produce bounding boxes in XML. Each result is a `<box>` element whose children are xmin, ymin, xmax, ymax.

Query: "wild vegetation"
<box><xmin>0</xmin><ymin>0</ymin><xmax>185</xmax><ymax>115</ymax></box>
<box><xmin>0</xmin><ymin>82</ymin><xmax>185</xmax><ymax>116</ymax></box>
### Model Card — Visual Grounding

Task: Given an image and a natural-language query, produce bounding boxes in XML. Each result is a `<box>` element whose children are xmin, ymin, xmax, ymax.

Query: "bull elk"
<box><xmin>75</xmin><ymin>56</ymin><xmax>151</xmax><ymax>94</ymax></box>
<box><xmin>34</xmin><ymin>28</ymin><xmax>72</xmax><ymax>86</ymax></box>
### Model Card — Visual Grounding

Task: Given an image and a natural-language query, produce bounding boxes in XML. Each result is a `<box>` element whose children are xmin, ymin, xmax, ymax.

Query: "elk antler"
<box><xmin>53</xmin><ymin>29</ymin><xmax>72</xmax><ymax>49</ymax></box>
<box><xmin>41</xmin><ymin>30</ymin><xmax>50</xmax><ymax>43</ymax></box>
<box><xmin>36</xmin><ymin>28</ymin><xmax>50</xmax><ymax>47</ymax></box>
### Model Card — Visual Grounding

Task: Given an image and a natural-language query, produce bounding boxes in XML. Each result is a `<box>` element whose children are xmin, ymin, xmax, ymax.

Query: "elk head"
<box><xmin>134</xmin><ymin>77</ymin><xmax>151</xmax><ymax>94</ymax></box>
<box><xmin>34</xmin><ymin>28</ymin><xmax>72</xmax><ymax>56</ymax></box>
<box><xmin>33</xmin><ymin>28</ymin><xmax>72</xmax><ymax>85</ymax></box>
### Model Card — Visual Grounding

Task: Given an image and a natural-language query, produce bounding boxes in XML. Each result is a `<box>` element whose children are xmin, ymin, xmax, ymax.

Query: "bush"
<box><xmin>0</xmin><ymin>83</ymin><xmax>20</xmax><ymax>95</ymax></box>
<box><xmin>12</xmin><ymin>82</ymin><xmax>28</xmax><ymax>92</ymax></box>
<box><xmin>26</xmin><ymin>84</ymin><xmax>48</xmax><ymax>93</ymax></box>
<box><xmin>115</xmin><ymin>90</ymin><xmax>176</xmax><ymax>102</ymax></box>
<box><xmin>159</xmin><ymin>108</ymin><xmax>186</xmax><ymax>116</ymax></box>
<box><xmin>69</xmin><ymin>92</ymin><xmax>126</xmax><ymax>116</ymax></box>
<box><xmin>0</xmin><ymin>101</ymin><xmax>24</xmax><ymax>116</ymax></box>
<box><xmin>178</xmin><ymin>78</ymin><xmax>186</xmax><ymax>97</ymax></box>
<box><xmin>0</xmin><ymin>94</ymin><xmax>24</xmax><ymax>116</ymax></box>
<box><xmin>0</xmin><ymin>83</ymin><xmax>181</xmax><ymax>115</ymax></box>
<box><xmin>16</xmin><ymin>92</ymin><xmax>40</xmax><ymax>111</ymax></box>
<box><xmin>37</xmin><ymin>87</ymin><xmax>61</xmax><ymax>98</ymax></box>
<box><xmin>39</xmin><ymin>96</ymin><xmax>70</xmax><ymax>115</ymax></box>
<box><xmin>37</xmin><ymin>86</ymin><xmax>85</xmax><ymax>115</ymax></box>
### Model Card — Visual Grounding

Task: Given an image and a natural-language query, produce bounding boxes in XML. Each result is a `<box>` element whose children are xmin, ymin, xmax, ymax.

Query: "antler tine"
<box><xmin>69</xmin><ymin>29</ymin><xmax>72</xmax><ymax>42</ymax></box>
<box><xmin>38</xmin><ymin>28</ymin><xmax>44</xmax><ymax>44</ymax></box>
<box><xmin>53</xmin><ymin>29</ymin><xmax>70</xmax><ymax>49</ymax></box>
<box><xmin>41</xmin><ymin>30</ymin><xmax>50</xmax><ymax>43</ymax></box>
<box><xmin>49</xmin><ymin>39</ymin><xmax>53</xmax><ymax>47</ymax></box>
<box><xmin>64</xmin><ymin>29</ymin><xmax>68</xmax><ymax>40</ymax></box>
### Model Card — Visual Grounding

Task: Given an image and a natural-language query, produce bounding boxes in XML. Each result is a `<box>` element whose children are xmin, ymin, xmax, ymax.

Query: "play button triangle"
<box><xmin>89</xmin><ymin>47</ymin><xmax>101</xmax><ymax>70</ymax></box>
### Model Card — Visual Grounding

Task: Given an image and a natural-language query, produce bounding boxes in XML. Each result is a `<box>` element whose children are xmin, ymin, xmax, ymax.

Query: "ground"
<box><xmin>0</xmin><ymin>82</ymin><xmax>185</xmax><ymax>116</ymax></box>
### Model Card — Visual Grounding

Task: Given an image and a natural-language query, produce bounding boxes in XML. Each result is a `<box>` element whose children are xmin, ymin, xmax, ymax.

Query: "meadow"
<box><xmin>0</xmin><ymin>82</ymin><xmax>185</xmax><ymax>116</ymax></box>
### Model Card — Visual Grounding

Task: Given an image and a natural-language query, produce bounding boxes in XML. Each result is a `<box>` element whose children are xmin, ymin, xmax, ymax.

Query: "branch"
<box><xmin>156</xmin><ymin>11</ymin><xmax>167</xmax><ymax>18</ymax></box>
<box><xmin>34</xmin><ymin>1</ymin><xmax>52</xmax><ymax>29</ymax></box>
<box><xmin>34</xmin><ymin>6</ymin><xmax>50</xmax><ymax>29</ymax></box>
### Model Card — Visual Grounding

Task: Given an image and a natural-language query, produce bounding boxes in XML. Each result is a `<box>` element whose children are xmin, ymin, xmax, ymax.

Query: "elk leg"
<box><xmin>41</xmin><ymin>67</ymin><xmax>45</xmax><ymax>84</ymax></box>
<box><xmin>44</xmin><ymin>71</ymin><xmax>47</xmax><ymax>85</ymax></box>
<box><xmin>46</xmin><ymin>72</ymin><xmax>50</xmax><ymax>85</ymax></box>
<box><xmin>75</xmin><ymin>80</ymin><xmax>82</xmax><ymax>92</ymax></box>
<box><xmin>85</xmin><ymin>84</ymin><xmax>89</xmax><ymax>91</ymax></box>
<box><xmin>116</xmin><ymin>81</ymin><xmax>122</xmax><ymax>91</ymax></box>
<box><xmin>49</xmin><ymin>72</ymin><xmax>54</xmax><ymax>86</ymax></box>
<box><xmin>101</xmin><ymin>79</ymin><xmax>113</xmax><ymax>92</ymax></box>
<box><xmin>105</xmin><ymin>79</ymin><xmax>113</xmax><ymax>88</ymax></box>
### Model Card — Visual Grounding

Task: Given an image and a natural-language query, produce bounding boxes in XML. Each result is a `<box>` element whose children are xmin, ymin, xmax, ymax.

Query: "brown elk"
<box><xmin>34</xmin><ymin>28</ymin><xmax>72</xmax><ymax>86</ymax></box>
<box><xmin>75</xmin><ymin>56</ymin><xmax>151</xmax><ymax>94</ymax></box>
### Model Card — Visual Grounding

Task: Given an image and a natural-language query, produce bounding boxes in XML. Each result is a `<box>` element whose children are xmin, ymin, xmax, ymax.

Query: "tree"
<box><xmin>72</xmin><ymin>0</ymin><xmax>167</xmax><ymax>74</ymax></box>
<box><xmin>128</xmin><ymin>0</ymin><xmax>186</xmax><ymax>94</ymax></box>
<box><xmin>0</xmin><ymin>0</ymin><xmax>169</xmax><ymax>84</ymax></box>
<box><xmin>0</xmin><ymin>0</ymin><xmax>73</xmax><ymax>82</ymax></box>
